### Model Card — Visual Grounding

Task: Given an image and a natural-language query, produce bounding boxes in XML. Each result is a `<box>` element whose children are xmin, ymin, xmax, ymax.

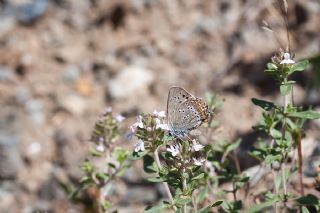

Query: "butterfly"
<box><xmin>167</xmin><ymin>86</ymin><xmax>211</xmax><ymax>139</ymax></box>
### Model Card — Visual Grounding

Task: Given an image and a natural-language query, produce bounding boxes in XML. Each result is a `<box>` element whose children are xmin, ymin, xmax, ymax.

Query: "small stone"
<box><xmin>26</xmin><ymin>141</ymin><xmax>42</xmax><ymax>156</ymax></box>
<box><xmin>25</xmin><ymin>99</ymin><xmax>44</xmax><ymax>125</ymax></box>
<box><xmin>0</xmin><ymin>133</ymin><xmax>23</xmax><ymax>179</ymax></box>
<box><xmin>0</xmin><ymin>66</ymin><xmax>14</xmax><ymax>82</ymax></box>
<box><xmin>62</xmin><ymin>66</ymin><xmax>81</xmax><ymax>82</ymax></box>
<box><xmin>59</xmin><ymin>94</ymin><xmax>88</xmax><ymax>116</ymax></box>
<box><xmin>0</xmin><ymin>15</ymin><xmax>15</xmax><ymax>36</ymax></box>
<box><xmin>0</xmin><ymin>182</ymin><xmax>16</xmax><ymax>210</ymax></box>
<box><xmin>15</xmin><ymin>86</ymin><xmax>31</xmax><ymax>105</ymax></box>
<box><xmin>15</xmin><ymin>0</ymin><xmax>49</xmax><ymax>25</ymax></box>
<box><xmin>108</xmin><ymin>66</ymin><xmax>154</xmax><ymax>99</ymax></box>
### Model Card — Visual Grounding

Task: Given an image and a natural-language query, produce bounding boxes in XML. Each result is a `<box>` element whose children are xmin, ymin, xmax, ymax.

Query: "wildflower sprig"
<box><xmin>71</xmin><ymin>108</ymin><xmax>130</xmax><ymax>212</ymax></box>
<box><xmin>129</xmin><ymin>110</ymin><xmax>223</xmax><ymax>212</ymax></box>
<box><xmin>249</xmin><ymin>51</ymin><xmax>320</xmax><ymax>212</ymax></box>
<box><xmin>265</xmin><ymin>51</ymin><xmax>309</xmax><ymax>96</ymax></box>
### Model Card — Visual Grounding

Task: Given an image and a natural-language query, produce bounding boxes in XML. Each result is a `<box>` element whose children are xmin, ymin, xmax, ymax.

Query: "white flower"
<box><xmin>153</xmin><ymin>110</ymin><xmax>166</xmax><ymax>117</ymax></box>
<box><xmin>134</xmin><ymin>139</ymin><xmax>145</xmax><ymax>152</ymax></box>
<box><xmin>155</xmin><ymin>118</ymin><xmax>170</xmax><ymax>131</ymax></box>
<box><xmin>193</xmin><ymin>157</ymin><xmax>205</xmax><ymax>166</ymax></box>
<box><xmin>96</xmin><ymin>137</ymin><xmax>105</xmax><ymax>152</ymax></box>
<box><xmin>205</xmin><ymin>161</ymin><xmax>216</xmax><ymax>177</ymax></box>
<box><xmin>167</xmin><ymin>144</ymin><xmax>180</xmax><ymax>157</ymax></box>
<box><xmin>96</xmin><ymin>143</ymin><xmax>105</xmax><ymax>152</ymax></box>
<box><xmin>280</xmin><ymin>53</ymin><xmax>295</xmax><ymax>65</ymax></box>
<box><xmin>102</xmin><ymin>107</ymin><xmax>112</xmax><ymax>114</ymax></box>
<box><xmin>130</xmin><ymin>115</ymin><xmax>144</xmax><ymax>132</ymax></box>
<box><xmin>115</xmin><ymin>114</ymin><xmax>125</xmax><ymax>123</ymax></box>
<box><xmin>192</xmin><ymin>139</ymin><xmax>204</xmax><ymax>152</ymax></box>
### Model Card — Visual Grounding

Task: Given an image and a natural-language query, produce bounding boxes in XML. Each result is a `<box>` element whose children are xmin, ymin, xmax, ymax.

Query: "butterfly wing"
<box><xmin>167</xmin><ymin>87</ymin><xmax>206</xmax><ymax>137</ymax></box>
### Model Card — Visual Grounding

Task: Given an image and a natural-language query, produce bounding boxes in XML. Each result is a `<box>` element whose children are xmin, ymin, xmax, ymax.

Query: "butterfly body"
<box><xmin>167</xmin><ymin>87</ymin><xmax>210</xmax><ymax>138</ymax></box>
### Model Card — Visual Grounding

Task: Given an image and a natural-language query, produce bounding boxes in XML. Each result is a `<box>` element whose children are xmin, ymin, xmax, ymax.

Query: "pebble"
<box><xmin>0</xmin><ymin>132</ymin><xmax>23</xmax><ymax>179</ymax></box>
<box><xmin>15</xmin><ymin>0</ymin><xmax>49</xmax><ymax>25</ymax></box>
<box><xmin>0</xmin><ymin>182</ymin><xmax>15</xmax><ymax>210</ymax></box>
<box><xmin>25</xmin><ymin>99</ymin><xmax>45</xmax><ymax>125</ymax></box>
<box><xmin>15</xmin><ymin>86</ymin><xmax>31</xmax><ymax>105</ymax></box>
<box><xmin>108</xmin><ymin>66</ymin><xmax>154</xmax><ymax>99</ymax></box>
<box><xmin>0</xmin><ymin>66</ymin><xmax>14</xmax><ymax>82</ymax></box>
<box><xmin>62</xmin><ymin>66</ymin><xmax>81</xmax><ymax>82</ymax></box>
<box><xmin>59</xmin><ymin>94</ymin><xmax>88</xmax><ymax>116</ymax></box>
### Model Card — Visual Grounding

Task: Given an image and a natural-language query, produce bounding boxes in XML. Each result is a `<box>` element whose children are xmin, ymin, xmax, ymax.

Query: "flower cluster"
<box><xmin>90</xmin><ymin>107</ymin><xmax>125</xmax><ymax>152</ymax></box>
<box><xmin>130</xmin><ymin>110</ymin><xmax>207</xmax><ymax>167</ymax></box>
<box><xmin>130</xmin><ymin>110</ymin><xmax>169</xmax><ymax>153</ymax></box>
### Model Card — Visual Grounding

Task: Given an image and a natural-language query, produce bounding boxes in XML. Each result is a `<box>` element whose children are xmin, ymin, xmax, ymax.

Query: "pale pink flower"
<box><xmin>134</xmin><ymin>139</ymin><xmax>145</xmax><ymax>152</ymax></box>
<box><xmin>96</xmin><ymin>137</ymin><xmax>105</xmax><ymax>152</ymax></box>
<box><xmin>193</xmin><ymin>157</ymin><xmax>205</xmax><ymax>166</ymax></box>
<box><xmin>280</xmin><ymin>53</ymin><xmax>295</xmax><ymax>65</ymax></box>
<box><xmin>130</xmin><ymin>115</ymin><xmax>144</xmax><ymax>132</ymax></box>
<box><xmin>167</xmin><ymin>144</ymin><xmax>180</xmax><ymax>157</ymax></box>
<box><xmin>115</xmin><ymin>114</ymin><xmax>125</xmax><ymax>123</ymax></box>
<box><xmin>155</xmin><ymin>118</ymin><xmax>170</xmax><ymax>131</ymax></box>
<box><xmin>152</xmin><ymin>110</ymin><xmax>166</xmax><ymax>118</ymax></box>
<box><xmin>192</xmin><ymin>139</ymin><xmax>204</xmax><ymax>152</ymax></box>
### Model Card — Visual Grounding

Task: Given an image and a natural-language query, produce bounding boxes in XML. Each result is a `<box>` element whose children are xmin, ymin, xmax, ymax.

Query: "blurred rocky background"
<box><xmin>0</xmin><ymin>0</ymin><xmax>320</xmax><ymax>212</ymax></box>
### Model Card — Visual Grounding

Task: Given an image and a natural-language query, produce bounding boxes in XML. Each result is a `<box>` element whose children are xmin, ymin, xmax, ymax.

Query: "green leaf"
<box><xmin>128</xmin><ymin>150</ymin><xmax>148</xmax><ymax>160</ymax></box>
<box><xmin>301</xmin><ymin>206</ymin><xmax>310</xmax><ymax>213</ymax></box>
<box><xmin>246</xmin><ymin>197</ymin><xmax>279</xmax><ymax>213</ymax></box>
<box><xmin>296</xmin><ymin>194</ymin><xmax>320</xmax><ymax>205</ymax></box>
<box><xmin>252</xmin><ymin>98</ymin><xmax>276</xmax><ymax>111</ymax></box>
<box><xmin>265</xmin><ymin>154</ymin><xmax>281</xmax><ymax>164</ymax></box>
<box><xmin>148</xmin><ymin>177</ymin><xmax>167</xmax><ymax>183</ymax></box>
<box><xmin>270</xmin><ymin>128</ymin><xmax>282</xmax><ymax>139</ymax></box>
<box><xmin>289</xmin><ymin>60</ymin><xmax>309</xmax><ymax>74</ymax></box>
<box><xmin>280</xmin><ymin>83</ymin><xmax>293</xmax><ymax>96</ymax></box>
<box><xmin>89</xmin><ymin>148</ymin><xmax>103</xmax><ymax>157</ymax></box>
<box><xmin>225</xmin><ymin>139</ymin><xmax>241</xmax><ymax>154</ymax></box>
<box><xmin>175</xmin><ymin>197</ymin><xmax>192</xmax><ymax>205</ymax></box>
<box><xmin>289</xmin><ymin>110</ymin><xmax>320</xmax><ymax>120</ymax></box>
<box><xmin>144</xmin><ymin>204</ymin><xmax>166</xmax><ymax>213</ymax></box>
<box><xmin>143</xmin><ymin>155</ymin><xmax>157</xmax><ymax>173</ymax></box>
<box><xmin>96</xmin><ymin>172</ymin><xmax>109</xmax><ymax>180</ymax></box>
<box><xmin>192</xmin><ymin>173</ymin><xmax>205</xmax><ymax>181</ymax></box>
<box><xmin>196</xmin><ymin>200</ymin><xmax>223</xmax><ymax>213</ymax></box>
<box><xmin>267</xmin><ymin>63</ymin><xmax>278</xmax><ymax>70</ymax></box>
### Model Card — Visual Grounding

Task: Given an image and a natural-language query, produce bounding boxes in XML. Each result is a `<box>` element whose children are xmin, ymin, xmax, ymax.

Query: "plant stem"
<box><xmin>270</xmin><ymin>139</ymin><xmax>278</xmax><ymax>213</ymax></box>
<box><xmin>297</xmin><ymin>130</ymin><xmax>304</xmax><ymax>195</ymax></box>
<box><xmin>154</xmin><ymin>148</ymin><xmax>175</xmax><ymax>207</ymax></box>
<box><xmin>281</xmin><ymin>162</ymin><xmax>287</xmax><ymax>195</ymax></box>
<box><xmin>183</xmin><ymin>168</ymin><xmax>187</xmax><ymax>213</ymax></box>
<box><xmin>232</xmin><ymin>150</ymin><xmax>241</xmax><ymax>175</ymax></box>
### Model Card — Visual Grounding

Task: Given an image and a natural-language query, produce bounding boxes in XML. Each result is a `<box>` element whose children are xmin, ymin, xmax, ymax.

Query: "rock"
<box><xmin>38</xmin><ymin>177</ymin><xmax>65</xmax><ymax>200</ymax></box>
<box><xmin>0</xmin><ymin>66</ymin><xmax>14</xmax><ymax>82</ymax></box>
<box><xmin>12</xmin><ymin>0</ymin><xmax>49</xmax><ymax>25</ymax></box>
<box><xmin>62</xmin><ymin>65</ymin><xmax>81</xmax><ymax>82</ymax></box>
<box><xmin>0</xmin><ymin>14</ymin><xmax>15</xmax><ymax>36</ymax></box>
<box><xmin>108</xmin><ymin>66</ymin><xmax>154</xmax><ymax>99</ymax></box>
<box><xmin>0</xmin><ymin>132</ymin><xmax>23</xmax><ymax>179</ymax></box>
<box><xmin>0</xmin><ymin>182</ymin><xmax>16</xmax><ymax>210</ymax></box>
<box><xmin>15</xmin><ymin>86</ymin><xmax>31</xmax><ymax>105</ymax></box>
<box><xmin>25</xmin><ymin>99</ymin><xmax>45</xmax><ymax>125</ymax></box>
<box><xmin>59</xmin><ymin>94</ymin><xmax>88</xmax><ymax>116</ymax></box>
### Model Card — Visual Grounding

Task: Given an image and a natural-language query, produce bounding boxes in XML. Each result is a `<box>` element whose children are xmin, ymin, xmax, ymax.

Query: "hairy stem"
<box><xmin>154</xmin><ymin>148</ymin><xmax>175</xmax><ymax>207</ymax></box>
<box><xmin>297</xmin><ymin>130</ymin><xmax>304</xmax><ymax>195</ymax></box>
<box><xmin>183</xmin><ymin>168</ymin><xmax>187</xmax><ymax>213</ymax></box>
